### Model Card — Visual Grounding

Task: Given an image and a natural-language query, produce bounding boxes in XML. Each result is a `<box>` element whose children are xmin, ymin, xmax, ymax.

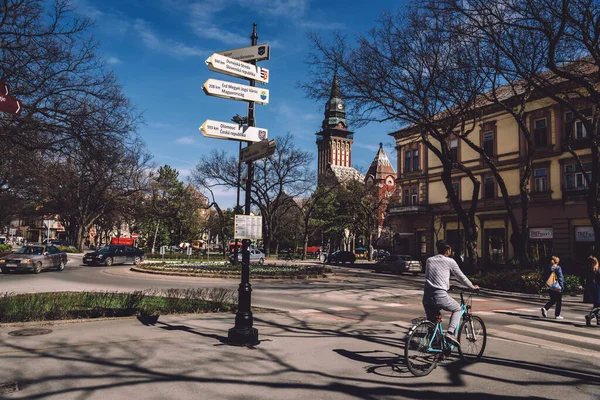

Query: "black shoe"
<box><xmin>585</xmin><ymin>315</ymin><xmax>592</xmax><ymax>327</ymax></box>
<box><xmin>445</xmin><ymin>333</ymin><xmax>460</xmax><ymax>349</ymax></box>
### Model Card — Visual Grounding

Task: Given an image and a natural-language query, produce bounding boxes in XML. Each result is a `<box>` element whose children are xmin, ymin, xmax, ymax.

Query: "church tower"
<box><xmin>316</xmin><ymin>72</ymin><xmax>357</xmax><ymax>185</ymax></box>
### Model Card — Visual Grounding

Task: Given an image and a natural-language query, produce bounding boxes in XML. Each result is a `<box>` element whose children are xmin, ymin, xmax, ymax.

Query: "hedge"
<box><xmin>469</xmin><ymin>269</ymin><xmax>583</xmax><ymax>295</ymax></box>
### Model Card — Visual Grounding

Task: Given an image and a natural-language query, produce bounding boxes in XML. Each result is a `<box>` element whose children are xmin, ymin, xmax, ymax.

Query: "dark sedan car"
<box><xmin>326</xmin><ymin>250</ymin><xmax>356</xmax><ymax>265</ymax></box>
<box><xmin>83</xmin><ymin>245</ymin><xmax>144</xmax><ymax>266</ymax></box>
<box><xmin>0</xmin><ymin>244</ymin><xmax>67</xmax><ymax>273</ymax></box>
<box><xmin>373</xmin><ymin>254</ymin><xmax>423</xmax><ymax>275</ymax></box>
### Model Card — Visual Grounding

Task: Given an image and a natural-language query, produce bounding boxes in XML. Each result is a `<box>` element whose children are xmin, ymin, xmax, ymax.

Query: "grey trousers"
<box><xmin>423</xmin><ymin>287</ymin><xmax>462</xmax><ymax>334</ymax></box>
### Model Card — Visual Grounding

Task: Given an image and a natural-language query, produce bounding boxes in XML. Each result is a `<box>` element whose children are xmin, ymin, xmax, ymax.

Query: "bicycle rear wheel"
<box><xmin>405</xmin><ymin>320</ymin><xmax>440</xmax><ymax>376</ymax></box>
<box><xmin>458</xmin><ymin>315</ymin><xmax>487</xmax><ymax>362</ymax></box>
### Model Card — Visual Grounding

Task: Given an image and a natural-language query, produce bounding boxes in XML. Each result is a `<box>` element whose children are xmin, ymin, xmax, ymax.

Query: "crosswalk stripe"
<box><xmin>530</xmin><ymin>320</ymin><xmax>600</xmax><ymax>336</ymax></box>
<box><xmin>328</xmin><ymin>307</ymin><xmax>353</xmax><ymax>311</ymax></box>
<box><xmin>506</xmin><ymin>324</ymin><xmax>600</xmax><ymax>346</ymax></box>
<box><xmin>385</xmin><ymin>320</ymin><xmax>411</xmax><ymax>328</ymax></box>
<box><xmin>473</xmin><ymin>311</ymin><xmax>495</xmax><ymax>316</ymax></box>
<box><xmin>381</xmin><ymin>303</ymin><xmax>406</xmax><ymax>307</ymax></box>
<box><xmin>488</xmin><ymin>329</ymin><xmax>600</xmax><ymax>359</ymax></box>
<box><xmin>295</xmin><ymin>309</ymin><xmax>321</xmax><ymax>314</ymax></box>
<box><xmin>358</xmin><ymin>305</ymin><xmax>379</xmax><ymax>309</ymax></box>
<box><xmin>513</xmin><ymin>308</ymin><xmax>540</xmax><ymax>313</ymax></box>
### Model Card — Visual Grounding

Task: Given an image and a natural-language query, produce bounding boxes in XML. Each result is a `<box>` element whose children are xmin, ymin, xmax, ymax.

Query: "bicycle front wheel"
<box><xmin>458</xmin><ymin>315</ymin><xmax>487</xmax><ymax>362</ymax></box>
<box><xmin>405</xmin><ymin>320</ymin><xmax>440</xmax><ymax>376</ymax></box>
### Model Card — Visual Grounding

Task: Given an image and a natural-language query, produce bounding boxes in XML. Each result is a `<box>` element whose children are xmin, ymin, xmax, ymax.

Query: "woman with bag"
<box><xmin>583</xmin><ymin>255</ymin><xmax>600</xmax><ymax>326</ymax></box>
<box><xmin>541</xmin><ymin>255</ymin><xmax>564</xmax><ymax>320</ymax></box>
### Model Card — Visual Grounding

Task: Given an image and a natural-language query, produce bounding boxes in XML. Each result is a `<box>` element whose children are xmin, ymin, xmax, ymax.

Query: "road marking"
<box><xmin>385</xmin><ymin>320</ymin><xmax>411</xmax><ymax>328</ymax></box>
<box><xmin>488</xmin><ymin>329</ymin><xmax>600</xmax><ymax>359</ymax></box>
<box><xmin>295</xmin><ymin>309</ymin><xmax>321</xmax><ymax>314</ymax></box>
<box><xmin>328</xmin><ymin>307</ymin><xmax>353</xmax><ymax>311</ymax></box>
<box><xmin>529</xmin><ymin>320</ymin><xmax>600</xmax><ymax>337</ymax></box>
<box><xmin>473</xmin><ymin>311</ymin><xmax>495</xmax><ymax>316</ymax></box>
<box><xmin>513</xmin><ymin>308</ymin><xmax>540</xmax><ymax>313</ymax></box>
<box><xmin>381</xmin><ymin>303</ymin><xmax>406</xmax><ymax>307</ymax></box>
<box><xmin>358</xmin><ymin>305</ymin><xmax>379</xmax><ymax>309</ymax></box>
<box><xmin>506</xmin><ymin>324</ymin><xmax>600</xmax><ymax>346</ymax></box>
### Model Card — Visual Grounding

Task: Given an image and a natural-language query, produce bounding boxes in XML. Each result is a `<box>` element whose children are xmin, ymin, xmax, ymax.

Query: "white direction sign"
<box><xmin>217</xmin><ymin>43</ymin><xmax>270</xmax><ymax>62</ymax></box>
<box><xmin>206</xmin><ymin>53</ymin><xmax>269</xmax><ymax>84</ymax></box>
<box><xmin>200</xmin><ymin>120</ymin><xmax>268</xmax><ymax>143</ymax></box>
<box><xmin>234</xmin><ymin>215</ymin><xmax>263</xmax><ymax>240</ymax></box>
<box><xmin>203</xmin><ymin>78</ymin><xmax>269</xmax><ymax>105</ymax></box>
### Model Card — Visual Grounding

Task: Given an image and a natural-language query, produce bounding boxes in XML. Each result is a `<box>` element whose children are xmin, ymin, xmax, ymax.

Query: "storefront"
<box><xmin>529</xmin><ymin>227</ymin><xmax>553</xmax><ymax>261</ymax></box>
<box><xmin>484</xmin><ymin>228</ymin><xmax>506</xmax><ymax>265</ymax></box>
<box><xmin>574</xmin><ymin>226</ymin><xmax>595</xmax><ymax>262</ymax></box>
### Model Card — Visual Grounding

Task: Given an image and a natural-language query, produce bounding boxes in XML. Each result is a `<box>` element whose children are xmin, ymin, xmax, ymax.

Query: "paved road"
<box><xmin>0</xmin><ymin>257</ymin><xmax>599</xmax><ymax>399</ymax></box>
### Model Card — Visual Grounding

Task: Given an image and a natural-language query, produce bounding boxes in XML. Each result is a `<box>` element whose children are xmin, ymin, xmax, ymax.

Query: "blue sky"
<box><xmin>74</xmin><ymin>0</ymin><xmax>404</xmax><ymax>208</ymax></box>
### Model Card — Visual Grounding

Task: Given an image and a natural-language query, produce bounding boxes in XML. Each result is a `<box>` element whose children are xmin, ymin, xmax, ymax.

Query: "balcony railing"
<box><xmin>562</xmin><ymin>187</ymin><xmax>588</xmax><ymax>201</ymax></box>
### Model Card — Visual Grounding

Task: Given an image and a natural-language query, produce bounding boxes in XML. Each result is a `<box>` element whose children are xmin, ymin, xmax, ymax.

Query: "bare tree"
<box><xmin>304</xmin><ymin>7</ymin><xmax>486</xmax><ymax>268</ymax></box>
<box><xmin>191</xmin><ymin>132</ymin><xmax>314</xmax><ymax>256</ymax></box>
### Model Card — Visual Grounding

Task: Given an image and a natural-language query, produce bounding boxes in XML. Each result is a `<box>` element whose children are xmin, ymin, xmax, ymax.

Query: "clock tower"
<box><xmin>316</xmin><ymin>72</ymin><xmax>356</xmax><ymax>185</ymax></box>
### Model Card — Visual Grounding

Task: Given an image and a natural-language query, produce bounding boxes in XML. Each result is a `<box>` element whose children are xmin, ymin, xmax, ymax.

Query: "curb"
<box><xmin>130</xmin><ymin>266</ymin><xmax>330</xmax><ymax>280</ymax></box>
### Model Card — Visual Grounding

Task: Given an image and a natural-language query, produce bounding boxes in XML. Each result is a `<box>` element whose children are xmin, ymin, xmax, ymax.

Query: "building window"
<box><xmin>403</xmin><ymin>188</ymin><xmax>410</xmax><ymax>206</ymax></box>
<box><xmin>484</xmin><ymin>177</ymin><xmax>495</xmax><ymax>199</ymax></box>
<box><xmin>534</xmin><ymin>119</ymin><xmax>548</xmax><ymax>148</ymax></box>
<box><xmin>413</xmin><ymin>149</ymin><xmax>419</xmax><ymax>171</ymax></box>
<box><xmin>575</xmin><ymin>120</ymin><xmax>589</xmax><ymax>139</ymax></box>
<box><xmin>404</xmin><ymin>150</ymin><xmax>411</xmax><ymax>172</ymax></box>
<box><xmin>565</xmin><ymin>162</ymin><xmax>592</xmax><ymax>190</ymax></box>
<box><xmin>483</xmin><ymin>131</ymin><xmax>494</xmax><ymax>157</ymax></box>
<box><xmin>450</xmin><ymin>139</ymin><xmax>458</xmax><ymax>163</ymax></box>
<box><xmin>411</xmin><ymin>187</ymin><xmax>418</xmax><ymax>205</ymax></box>
<box><xmin>452</xmin><ymin>181</ymin><xmax>460</xmax><ymax>198</ymax></box>
<box><xmin>534</xmin><ymin>168</ymin><xmax>547</xmax><ymax>192</ymax></box>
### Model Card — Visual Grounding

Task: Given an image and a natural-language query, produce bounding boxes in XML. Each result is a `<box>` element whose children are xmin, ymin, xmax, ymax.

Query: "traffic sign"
<box><xmin>217</xmin><ymin>43</ymin><xmax>270</xmax><ymax>62</ymax></box>
<box><xmin>200</xmin><ymin>120</ymin><xmax>268</xmax><ymax>142</ymax></box>
<box><xmin>0</xmin><ymin>81</ymin><xmax>22</xmax><ymax>115</ymax></box>
<box><xmin>203</xmin><ymin>78</ymin><xmax>269</xmax><ymax>105</ymax></box>
<box><xmin>206</xmin><ymin>53</ymin><xmax>269</xmax><ymax>84</ymax></box>
<box><xmin>131</xmin><ymin>233</ymin><xmax>139</xmax><ymax>240</ymax></box>
<box><xmin>240</xmin><ymin>139</ymin><xmax>276</xmax><ymax>163</ymax></box>
<box><xmin>234</xmin><ymin>215</ymin><xmax>263</xmax><ymax>240</ymax></box>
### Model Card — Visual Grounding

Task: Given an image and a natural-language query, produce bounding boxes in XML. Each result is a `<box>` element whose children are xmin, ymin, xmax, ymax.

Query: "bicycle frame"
<box><xmin>425</xmin><ymin>292</ymin><xmax>470</xmax><ymax>354</ymax></box>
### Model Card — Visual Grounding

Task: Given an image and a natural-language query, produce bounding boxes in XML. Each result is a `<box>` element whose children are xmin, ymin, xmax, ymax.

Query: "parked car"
<box><xmin>83</xmin><ymin>245</ymin><xmax>144</xmax><ymax>266</ymax></box>
<box><xmin>228</xmin><ymin>248</ymin><xmax>265</xmax><ymax>265</ymax></box>
<box><xmin>43</xmin><ymin>239</ymin><xmax>69</xmax><ymax>246</ymax></box>
<box><xmin>0</xmin><ymin>244</ymin><xmax>67</xmax><ymax>273</ymax></box>
<box><xmin>373</xmin><ymin>254</ymin><xmax>423</xmax><ymax>275</ymax></box>
<box><xmin>373</xmin><ymin>250</ymin><xmax>390</xmax><ymax>261</ymax></box>
<box><xmin>326</xmin><ymin>250</ymin><xmax>356</xmax><ymax>265</ymax></box>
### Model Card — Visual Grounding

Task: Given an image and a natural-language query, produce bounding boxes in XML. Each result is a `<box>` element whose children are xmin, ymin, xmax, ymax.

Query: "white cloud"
<box><xmin>133</xmin><ymin>19</ymin><xmax>206</xmax><ymax>57</ymax></box>
<box><xmin>106</xmin><ymin>57</ymin><xmax>121</xmax><ymax>65</ymax></box>
<box><xmin>244</xmin><ymin>0</ymin><xmax>308</xmax><ymax>18</ymax></box>
<box><xmin>175</xmin><ymin>136</ymin><xmax>195</xmax><ymax>145</ymax></box>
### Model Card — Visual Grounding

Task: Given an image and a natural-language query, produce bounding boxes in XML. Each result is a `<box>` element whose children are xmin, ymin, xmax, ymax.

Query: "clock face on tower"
<box><xmin>337</xmin><ymin>103</ymin><xmax>343</xmax><ymax>110</ymax></box>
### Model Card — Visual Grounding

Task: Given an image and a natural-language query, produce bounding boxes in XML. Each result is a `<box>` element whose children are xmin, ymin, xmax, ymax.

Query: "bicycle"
<box><xmin>404</xmin><ymin>289</ymin><xmax>487</xmax><ymax>377</ymax></box>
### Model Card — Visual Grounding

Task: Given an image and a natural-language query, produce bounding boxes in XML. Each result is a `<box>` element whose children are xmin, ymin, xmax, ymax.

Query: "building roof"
<box><xmin>365</xmin><ymin>143</ymin><xmax>395</xmax><ymax>181</ymax></box>
<box><xmin>329</xmin><ymin>164</ymin><xmax>365</xmax><ymax>183</ymax></box>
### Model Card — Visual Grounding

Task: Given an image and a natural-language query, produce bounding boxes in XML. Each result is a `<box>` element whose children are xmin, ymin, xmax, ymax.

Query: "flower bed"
<box><xmin>134</xmin><ymin>262</ymin><xmax>331</xmax><ymax>279</ymax></box>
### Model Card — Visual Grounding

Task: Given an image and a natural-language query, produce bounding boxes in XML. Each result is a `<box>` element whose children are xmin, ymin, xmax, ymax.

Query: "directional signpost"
<box><xmin>206</xmin><ymin>53</ymin><xmax>269</xmax><ymax>84</ymax></box>
<box><xmin>201</xmin><ymin>24</ymin><xmax>274</xmax><ymax>347</ymax></box>
<box><xmin>0</xmin><ymin>82</ymin><xmax>22</xmax><ymax>115</ymax></box>
<box><xmin>200</xmin><ymin>120</ymin><xmax>268</xmax><ymax>142</ymax></box>
<box><xmin>203</xmin><ymin>78</ymin><xmax>269</xmax><ymax>104</ymax></box>
<box><xmin>240</xmin><ymin>139</ymin><xmax>276</xmax><ymax>163</ymax></box>
<box><xmin>217</xmin><ymin>43</ymin><xmax>270</xmax><ymax>62</ymax></box>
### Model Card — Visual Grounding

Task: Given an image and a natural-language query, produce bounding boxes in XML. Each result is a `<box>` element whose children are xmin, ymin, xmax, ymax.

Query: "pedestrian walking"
<box><xmin>582</xmin><ymin>255</ymin><xmax>600</xmax><ymax>326</ymax></box>
<box><xmin>541</xmin><ymin>255</ymin><xmax>564</xmax><ymax>320</ymax></box>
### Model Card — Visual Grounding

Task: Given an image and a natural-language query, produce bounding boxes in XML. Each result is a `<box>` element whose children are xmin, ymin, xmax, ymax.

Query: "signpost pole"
<box><xmin>228</xmin><ymin>23</ymin><xmax>260</xmax><ymax>346</ymax></box>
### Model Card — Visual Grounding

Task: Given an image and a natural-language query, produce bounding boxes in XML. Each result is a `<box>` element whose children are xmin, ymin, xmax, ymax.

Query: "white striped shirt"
<box><xmin>424</xmin><ymin>254</ymin><xmax>475</xmax><ymax>291</ymax></box>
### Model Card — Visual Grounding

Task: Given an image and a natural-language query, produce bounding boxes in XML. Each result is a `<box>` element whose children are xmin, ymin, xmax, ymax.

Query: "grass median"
<box><xmin>133</xmin><ymin>263</ymin><xmax>331</xmax><ymax>279</ymax></box>
<box><xmin>0</xmin><ymin>288</ymin><xmax>237</xmax><ymax>323</ymax></box>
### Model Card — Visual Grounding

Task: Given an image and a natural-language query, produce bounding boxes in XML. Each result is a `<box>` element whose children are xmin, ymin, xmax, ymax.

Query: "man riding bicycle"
<box><xmin>423</xmin><ymin>240</ymin><xmax>479</xmax><ymax>349</ymax></box>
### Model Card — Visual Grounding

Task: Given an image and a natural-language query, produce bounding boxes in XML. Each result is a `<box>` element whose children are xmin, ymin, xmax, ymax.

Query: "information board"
<box><xmin>234</xmin><ymin>215</ymin><xmax>263</xmax><ymax>240</ymax></box>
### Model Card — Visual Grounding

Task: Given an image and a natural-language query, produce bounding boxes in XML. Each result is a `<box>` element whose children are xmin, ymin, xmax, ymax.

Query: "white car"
<box><xmin>228</xmin><ymin>248</ymin><xmax>265</xmax><ymax>265</ymax></box>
